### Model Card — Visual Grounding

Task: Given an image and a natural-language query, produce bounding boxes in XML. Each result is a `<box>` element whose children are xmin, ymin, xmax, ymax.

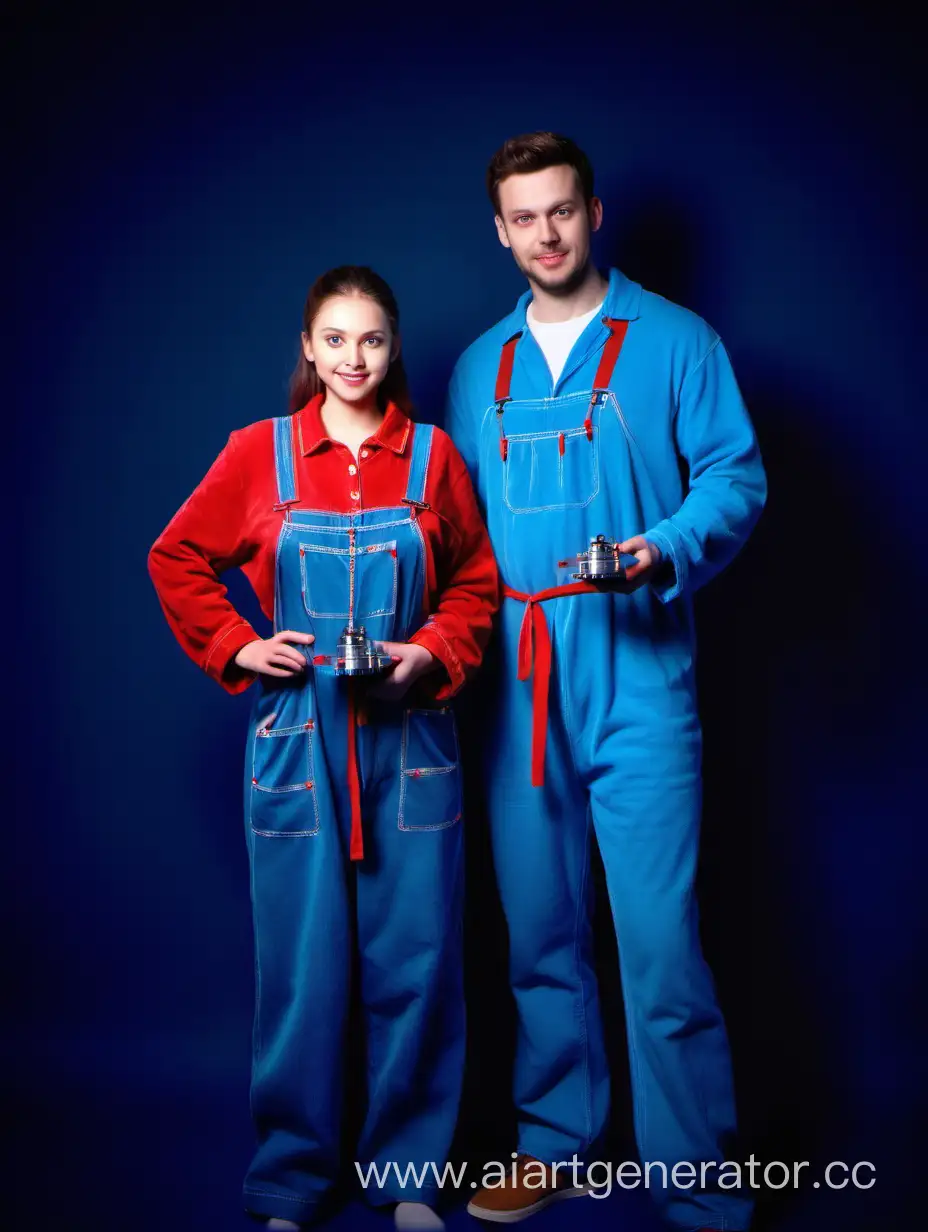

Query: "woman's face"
<box><xmin>303</xmin><ymin>293</ymin><xmax>397</xmax><ymax>406</ymax></box>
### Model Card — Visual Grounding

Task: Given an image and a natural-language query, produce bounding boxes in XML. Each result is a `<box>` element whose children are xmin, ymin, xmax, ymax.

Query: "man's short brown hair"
<box><xmin>486</xmin><ymin>131</ymin><xmax>595</xmax><ymax>214</ymax></box>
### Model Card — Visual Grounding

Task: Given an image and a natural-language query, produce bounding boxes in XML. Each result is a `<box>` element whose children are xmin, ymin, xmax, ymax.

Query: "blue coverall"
<box><xmin>446</xmin><ymin>268</ymin><xmax>766</xmax><ymax>1230</ymax></box>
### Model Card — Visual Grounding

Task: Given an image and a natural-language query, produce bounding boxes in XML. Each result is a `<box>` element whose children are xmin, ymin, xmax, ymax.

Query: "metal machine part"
<box><xmin>315</xmin><ymin>625</ymin><xmax>394</xmax><ymax>677</ymax></box>
<box><xmin>572</xmin><ymin>534</ymin><xmax>627</xmax><ymax>581</ymax></box>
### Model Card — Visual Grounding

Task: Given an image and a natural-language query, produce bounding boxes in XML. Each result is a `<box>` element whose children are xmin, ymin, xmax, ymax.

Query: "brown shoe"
<box><xmin>466</xmin><ymin>1153</ymin><xmax>590</xmax><ymax>1223</ymax></box>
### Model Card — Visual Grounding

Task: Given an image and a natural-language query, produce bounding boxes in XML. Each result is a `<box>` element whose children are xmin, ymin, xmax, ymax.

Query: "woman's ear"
<box><xmin>301</xmin><ymin>331</ymin><xmax>314</xmax><ymax>364</ymax></box>
<box><xmin>391</xmin><ymin>333</ymin><xmax>402</xmax><ymax>363</ymax></box>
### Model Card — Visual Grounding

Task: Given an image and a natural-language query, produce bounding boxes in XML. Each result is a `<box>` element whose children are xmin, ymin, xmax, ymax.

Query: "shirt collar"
<box><xmin>297</xmin><ymin>394</ymin><xmax>412</xmax><ymax>456</ymax></box>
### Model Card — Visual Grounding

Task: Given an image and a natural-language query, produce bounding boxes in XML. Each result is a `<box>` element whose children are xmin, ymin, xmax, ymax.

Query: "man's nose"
<box><xmin>538</xmin><ymin>217</ymin><xmax>559</xmax><ymax>245</ymax></box>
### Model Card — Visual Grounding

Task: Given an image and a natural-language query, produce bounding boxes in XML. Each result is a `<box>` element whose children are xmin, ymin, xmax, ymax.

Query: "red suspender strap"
<box><xmin>347</xmin><ymin>681</ymin><xmax>364</xmax><ymax>860</ymax></box>
<box><xmin>593</xmin><ymin>318</ymin><xmax>629</xmax><ymax>389</ymax></box>
<box><xmin>585</xmin><ymin>318</ymin><xmax>630</xmax><ymax>439</ymax></box>
<box><xmin>495</xmin><ymin>333</ymin><xmax>521</xmax><ymax>403</ymax></box>
<box><xmin>494</xmin><ymin>332</ymin><xmax>522</xmax><ymax>462</ymax></box>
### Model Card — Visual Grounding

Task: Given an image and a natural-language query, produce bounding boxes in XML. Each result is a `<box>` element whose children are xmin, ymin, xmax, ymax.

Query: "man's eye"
<box><xmin>516</xmin><ymin>215</ymin><xmax>533</xmax><ymax>224</ymax></box>
<box><xmin>556</xmin><ymin>208</ymin><xmax>571</xmax><ymax>217</ymax></box>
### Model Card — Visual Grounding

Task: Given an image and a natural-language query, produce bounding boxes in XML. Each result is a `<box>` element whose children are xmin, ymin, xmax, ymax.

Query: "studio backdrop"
<box><xmin>9</xmin><ymin>6</ymin><xmax>921</xmax><ymax>1230</ymax></box>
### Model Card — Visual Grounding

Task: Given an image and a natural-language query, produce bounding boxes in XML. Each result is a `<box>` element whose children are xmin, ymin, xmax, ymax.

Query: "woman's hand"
<box><xmin>368</xmin><ymin>642</ymin><xmax>436</xmax><ymax>701</ymax></box>
<box><xmin>234</xmin><ymin>630</ymin><xmax>315</xmax><ymax>677</ymax></box>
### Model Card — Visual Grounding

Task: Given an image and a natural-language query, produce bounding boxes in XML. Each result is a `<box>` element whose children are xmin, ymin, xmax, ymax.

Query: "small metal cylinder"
<box><xmin>334</xmin><ymin>625</ymin><xmax>394</xmax><ymax>676</ymax></box>
<box><xmin>573</xmin><ymin>534</ymin><xmax>626</xmax><ymax>580</ymax></box>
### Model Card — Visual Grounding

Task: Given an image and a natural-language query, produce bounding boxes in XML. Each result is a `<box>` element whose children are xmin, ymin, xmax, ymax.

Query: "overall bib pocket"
<box><xmin>399</xmin><ymin>708</ymin><xmax>463</xmax><ymax>831</ymax></box>
<box><xmin>300</xmin><ymin>540</ymin><xmax>398</xmax><ymax>620</ymax></box>
<box><xmin>249</xmin><ymin>717</ymin><xmax>320</xmax><ymax>837</ymax></box>
<box><xmin>503</xmin><ymin>426</ymin><xmax>599</xmax><ymax>514</ymax></box>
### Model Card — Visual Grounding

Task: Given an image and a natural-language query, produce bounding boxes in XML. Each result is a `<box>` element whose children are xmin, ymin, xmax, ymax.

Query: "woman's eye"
<box><xmin>364</xmin><ymin>337</ymin><xmax>382</xmax><ymax>347</ymax></box>
<box><xmin>326</xmin><ymin>335</ymin><xmax>342</xmax><ymax>346</ymax></box>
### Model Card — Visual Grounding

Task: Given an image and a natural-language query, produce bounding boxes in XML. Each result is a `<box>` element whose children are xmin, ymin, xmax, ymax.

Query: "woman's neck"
<box><xmin>320</xmin><ymin>391</ymin><xmax>385</xmax><ymax>458</ymax></box>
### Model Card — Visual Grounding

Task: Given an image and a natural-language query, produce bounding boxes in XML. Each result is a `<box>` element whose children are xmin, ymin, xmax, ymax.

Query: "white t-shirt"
<box><xmin>527</xmin><ymin>299</ymin><xmax>604</xmax><ymax>386</ymax></box>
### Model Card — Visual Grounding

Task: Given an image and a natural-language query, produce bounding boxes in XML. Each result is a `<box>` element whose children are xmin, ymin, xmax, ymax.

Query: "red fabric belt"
<box><xmin>502</xmin><ymin>581</ymin><xmax>599</xmax><ymax>787</ymax></box>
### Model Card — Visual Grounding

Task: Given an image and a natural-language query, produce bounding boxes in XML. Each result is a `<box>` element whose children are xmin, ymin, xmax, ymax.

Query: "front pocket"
<box><xmin>399</xmin><ymin>708</ymin><xmax>462</xmax><ymax>831</ymax></box>
<box><xmin>300</xmin><ymin>541</ymin><xmax>398</xmax><ymax>621</ymax></box>
<box><xmin>504</xmin><ymin>427</ymin><xmax>599</xmax><ymax>514</ymax></box>
<box><xmin>249</xmin><ymin>718</ymin><xmax>320</xmax><ymax>837</ymax></box>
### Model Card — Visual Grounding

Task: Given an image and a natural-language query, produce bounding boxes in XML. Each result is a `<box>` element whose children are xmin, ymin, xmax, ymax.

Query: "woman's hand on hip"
<box><xmin>234</xmin><ymin>630</ymin><xmax>315</xmax><ymax>677</ymax></box>
<box><xmin>368</xmin><ymin>642</ymin><xmax>435</xmax><ymax>701</ymax></box>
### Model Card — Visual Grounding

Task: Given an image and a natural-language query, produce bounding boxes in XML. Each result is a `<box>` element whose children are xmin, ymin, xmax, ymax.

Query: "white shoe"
<box><xmin>394</xmin><ymin>1201</ymin><xmax>446</xmax><ymax>1229</ymax></box>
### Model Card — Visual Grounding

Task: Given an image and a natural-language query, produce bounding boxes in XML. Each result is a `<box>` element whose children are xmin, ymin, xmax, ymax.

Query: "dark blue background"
<box><xmin>9</xmin><ymin>5</ymin><xmax>922</xmax><ymax>1230</ymax></box>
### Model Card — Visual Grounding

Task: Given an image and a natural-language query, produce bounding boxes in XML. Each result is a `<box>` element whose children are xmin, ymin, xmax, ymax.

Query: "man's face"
<box><xmin>494</xmin><ymin>164</ymin><xmax>602</xmax><ymax>295</ymax></box>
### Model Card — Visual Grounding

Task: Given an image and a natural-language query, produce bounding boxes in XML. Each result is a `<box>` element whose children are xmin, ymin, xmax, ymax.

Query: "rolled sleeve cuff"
<box><xmin>204</xmin><ymin>621</ymin><xmax>261</xmax><ymax>694</ymax></box>
<box><xmin>408</xmin><ymin>623</ymin><xmax>466</xmax><ymax>702</ymax></box>
<box><xmin>642</xmin><ymin>524</ymin><xmax>685</xmax><ymax>604</ymax></box>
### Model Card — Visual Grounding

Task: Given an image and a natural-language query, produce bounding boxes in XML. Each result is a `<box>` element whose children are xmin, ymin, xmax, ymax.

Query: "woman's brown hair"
<box><xmin>288</xmin><ymin>266</ymin><xmax>413</xmax><ymax>414</ymax></box>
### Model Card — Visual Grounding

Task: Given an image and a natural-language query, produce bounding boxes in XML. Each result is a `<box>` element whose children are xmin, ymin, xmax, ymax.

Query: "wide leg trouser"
<box><xmin>242</xmin><ymin>701</ymin><xmax>464</xmax><ymax>1221</ymax></box>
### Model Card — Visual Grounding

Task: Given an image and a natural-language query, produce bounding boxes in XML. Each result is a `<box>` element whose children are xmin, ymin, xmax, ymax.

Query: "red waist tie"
<box><xmin>502</xmin><ymin>581</ymin><xmax>600</xmax><ymax>788</ymax></box>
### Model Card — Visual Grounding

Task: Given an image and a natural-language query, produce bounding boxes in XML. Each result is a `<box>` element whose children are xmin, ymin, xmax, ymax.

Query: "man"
<box><xmin>445</xmin><ymin>132</ymin><xmax>766</xmax><ymax>1231</ymax></box>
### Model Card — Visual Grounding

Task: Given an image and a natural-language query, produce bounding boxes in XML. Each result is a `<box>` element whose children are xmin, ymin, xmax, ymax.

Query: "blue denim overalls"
<box><xmin>241</xmin><ymin>417</ymin><xmax>464</xmax><ymax>1221</ymax></box>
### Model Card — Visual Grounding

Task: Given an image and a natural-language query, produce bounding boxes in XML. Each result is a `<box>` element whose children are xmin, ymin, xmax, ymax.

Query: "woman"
<box><xmin>148</xmin><ymin>267</ymin><xmax>499</xmax><ymax>1230</ymax></box>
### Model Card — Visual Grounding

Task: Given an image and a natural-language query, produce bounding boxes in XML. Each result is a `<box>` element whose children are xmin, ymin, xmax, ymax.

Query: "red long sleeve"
<box><xmin>148</xmin><ymin>400</ymin><xmax>499</xmax><ymax>698</ymax></box>
<box><xmin>410</xmin><ymin>439</ymin><xmax>499</xmax><ymax>700</ymax></box>
<box><xmin>148</xmin><ymin>430</ymin><xmax>266</xmax><ymax>693</ymax></box>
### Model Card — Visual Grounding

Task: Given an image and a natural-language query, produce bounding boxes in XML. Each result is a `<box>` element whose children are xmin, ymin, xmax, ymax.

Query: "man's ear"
<box><xmin>494</xmin><ymin>214</ymin><xmax>512</xmax><ymax>250</ymax></box>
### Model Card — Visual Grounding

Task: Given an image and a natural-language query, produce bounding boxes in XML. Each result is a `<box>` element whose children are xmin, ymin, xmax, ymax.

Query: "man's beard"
<box><xmin>518</xmin><ymin>250</ymin><xmax>590</xmax><ymax>297</ymax></box>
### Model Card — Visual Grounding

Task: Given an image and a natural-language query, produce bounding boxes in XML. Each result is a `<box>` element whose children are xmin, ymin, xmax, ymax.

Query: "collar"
<box><xmin>508</xmin><ymin>266</ymin><xmax>642</xmax><ymax>334</ymax></box>
<box><xmin>296</xmin><ymin>393</ymin><xmax>412</xmax><ymax>456</ymax></box>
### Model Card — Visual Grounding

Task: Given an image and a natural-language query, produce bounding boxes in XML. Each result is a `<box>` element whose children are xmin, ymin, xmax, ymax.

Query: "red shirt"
<box><xmin>148</xmin><ymin>396</ymin><xmax>499</xmax><ymax>700</ymax></box>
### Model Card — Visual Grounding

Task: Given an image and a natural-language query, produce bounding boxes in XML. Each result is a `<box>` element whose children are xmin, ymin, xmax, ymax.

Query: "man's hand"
<box><xmin>616</xmin><ymin>536</ymin><xmax>662</xmax><ymax>591</ymax></box>
<box><xmin>368</xmin><ymin>642</ymin><xmax>436</xmax><ymax>701</ymax></box>
<box><xmin>589</xmin><ymin>536</ymin><xmax>663</xmax><ymax>593</ymax></box>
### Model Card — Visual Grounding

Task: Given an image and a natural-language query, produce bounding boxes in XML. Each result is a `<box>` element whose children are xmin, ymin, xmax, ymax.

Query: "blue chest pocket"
<box><xmin>300</xmin><ymin>540</ymin><xmax>398</xmax><ymax>620</ymax></box>
<box><xmin>504</xmin><ymin>425</ymin><xmax>600</xmax><ymax>514</ymax></box>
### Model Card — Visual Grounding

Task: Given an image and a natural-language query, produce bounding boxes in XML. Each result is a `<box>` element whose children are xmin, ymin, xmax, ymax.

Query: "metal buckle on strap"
<box><xmin>401</xmin><ymin>497</ymin><xmax>431</xmax><ymax>519</ymax></box>
<box><xmin>496</xmin><ymin>398</ymin><xmax>510</xmax><ymax>461</ymax></box>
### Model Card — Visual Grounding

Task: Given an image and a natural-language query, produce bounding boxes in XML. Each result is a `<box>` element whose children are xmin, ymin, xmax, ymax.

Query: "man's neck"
<box><xmin>527</xmin><ymin>265</ymin><xmax>608</xmax><ymax>324</ymax></box>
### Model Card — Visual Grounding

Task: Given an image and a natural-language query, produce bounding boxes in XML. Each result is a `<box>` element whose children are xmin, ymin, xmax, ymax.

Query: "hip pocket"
<box><xmin>249</xmin><ymin>716</ymin><xmax>320</xmax><ymax>837</ymax></box>
<box><xmin>399</xmin><ymin>708</ymin><xmax>462</xmax><ymax>831</ymax></box>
